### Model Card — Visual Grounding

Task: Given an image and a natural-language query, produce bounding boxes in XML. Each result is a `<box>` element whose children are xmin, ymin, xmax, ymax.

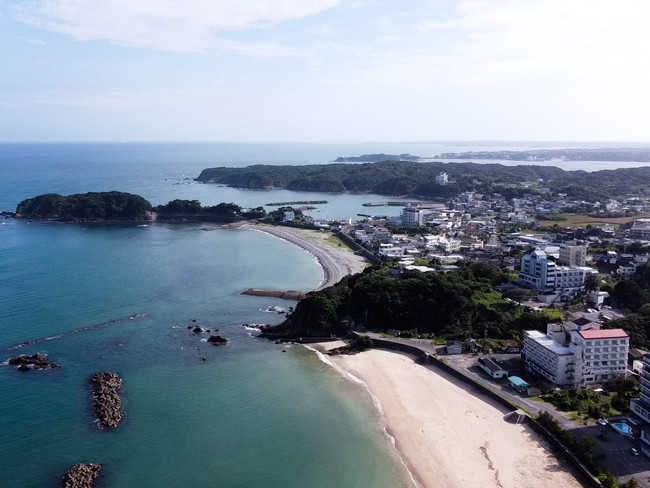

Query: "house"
<box><xmin>508</xmin><ymin>376</ymin><xmax>530</xmax><ymax>393</ymax></box>
<box><xmin>478</xmin><ymin>357</ymin><xmax>508</xmax><ymax>379</ymax></box>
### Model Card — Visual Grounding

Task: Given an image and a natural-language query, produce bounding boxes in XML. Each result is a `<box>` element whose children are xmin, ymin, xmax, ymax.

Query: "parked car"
<box><xmin>597</xmin><ymin>418</ymin><xmax>607</xmax><ymax>426</ymax></box>
<box><xmin>631</xmin><ymin>448</ymin><xmax>639</xmax><ymax>456</ymax></box>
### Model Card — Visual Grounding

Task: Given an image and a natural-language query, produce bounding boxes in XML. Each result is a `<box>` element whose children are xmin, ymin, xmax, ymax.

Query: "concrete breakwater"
<box><xmin>90</xmin><ymin>372</ymin><xmax>124</xmax><ymax>429</ymax></box>
<box><xmin>265</xmin><ymin>200</ymin><xmax>328</xmax><ymax>206</ymax></box>
<box><xmin>241</xmin><ymin>288</ymin><xmax>306</xmax><ymax>300</ymax></box>
<box><xmin>62</xmin><ymin>463</ymin><xmax>102</xmax><ymax>488</ymax></box>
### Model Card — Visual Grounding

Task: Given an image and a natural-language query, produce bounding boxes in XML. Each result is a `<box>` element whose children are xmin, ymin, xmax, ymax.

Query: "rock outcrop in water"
<box><xmin>207</xmin><ymin>335</ymin><xmax>228</xmax><ymax>346</ymax></box>
<box><xmin>62</xmin><ymin>463</ymin><xmax>102</xmax><ymax>488</ymax></box>
<box><xmin>90</xmin><ymin>372</ymin><xmax>124</xmax><ymax>428</ymax></box>
<box><xmin>8</xmin><ymin>353</ymin><xmax>61</xmax><ymax>370</ymax></box>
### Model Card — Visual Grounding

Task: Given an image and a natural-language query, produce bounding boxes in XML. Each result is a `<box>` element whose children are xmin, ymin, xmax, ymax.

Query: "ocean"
<box><xmin>0</xmin><ymin>141</ymin><xmax>646</xmax><ymax>488</ymax></box>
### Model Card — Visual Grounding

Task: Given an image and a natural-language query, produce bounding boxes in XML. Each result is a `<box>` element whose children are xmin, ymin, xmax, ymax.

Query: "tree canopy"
<box><xmin>16</xmin><ymin>192</ymin><xmax>152</xmax><ymax>220</ymax></box>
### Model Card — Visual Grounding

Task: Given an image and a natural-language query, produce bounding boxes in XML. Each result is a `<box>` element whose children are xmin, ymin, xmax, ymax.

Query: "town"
<box><xmin>274</xmin><ymin>171</ymin><xmax>650</xmax><ymax>487</ymax></box>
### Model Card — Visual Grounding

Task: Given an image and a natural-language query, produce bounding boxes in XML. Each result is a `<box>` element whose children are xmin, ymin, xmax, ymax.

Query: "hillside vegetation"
<box><xmin>196</xmin><ymin>160</ymin><xmax>650</xmax><ymax>201</ymax></box>
<box><xmin>262</xmin><ymin>262</ymin><xmax>550</xmax><ymax>340</ymax></box>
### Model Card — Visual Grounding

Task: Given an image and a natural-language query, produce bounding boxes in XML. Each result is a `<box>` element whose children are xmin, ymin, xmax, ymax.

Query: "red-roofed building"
<box><xmin>578</xmin><ymin>329</ymin><xmax>628</xmax><ymax>340</ymax></box>
<box><xmin>523</xmin><ymin>325</ymin><xmax>629</xmax><ymax>387</ymax></box>
<box><xmin>572</xmin><ymin>328</ymin><xmax>629</xmax><ymax>385</ymax></box>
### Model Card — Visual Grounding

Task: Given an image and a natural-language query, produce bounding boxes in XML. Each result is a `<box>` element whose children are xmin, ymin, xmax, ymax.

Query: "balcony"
<box><xmin>631</xmin><ymin>398</ymin><xmax>650</xmax><ymax>423</ymax></box>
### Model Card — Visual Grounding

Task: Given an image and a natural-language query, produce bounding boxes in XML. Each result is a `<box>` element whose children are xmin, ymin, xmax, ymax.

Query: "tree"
<box><xmin>584</xmin><ymin>273</ymin><xmax>602</xmax><ymax>293</ymax></box>
<box><xmin>503</xmin><ymin>288</ymin><xmax>535</xmax><ymax>303</ymax></box>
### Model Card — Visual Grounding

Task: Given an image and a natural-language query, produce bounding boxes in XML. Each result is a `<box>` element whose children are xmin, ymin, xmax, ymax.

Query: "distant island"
<box><xmin>196</xmin><ymin>159</ymin><xmax>650</xmax><ymax>201</ymax></box>
<box><xmin>14</xmin><ymin>193</ymin><xmax>266</xmax><ymax>223</ymax></box>
<box><xmin>436</xmin><ymin>147</ymin><xmax>650</xmax><ymax>162</ymax></box>
<box><xmin>15</xmin><ymin>192</ymin><xmax>152</xmax><ymax>221</ymax></box>
<box><xmin>334</xmin><ymin>153</ymin><xmax>420</xmax><ymax>162</ymax></box>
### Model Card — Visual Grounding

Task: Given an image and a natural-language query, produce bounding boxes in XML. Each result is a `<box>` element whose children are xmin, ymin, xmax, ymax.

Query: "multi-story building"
<box><xmin>519</xmin><ymin>249</ymin><xmax>597</xmax><ymax>293</ymax></box>
<box><xmin>519</xmin><ymin>250</ymin><xmax>556</xmax><ymax>292</ymax></box>
<box><xmin>523</xmin><ymin>325</ymin><xmax>629</xmax><ymax>387</ymax></box>
<box><xmin>401</xmin><ymin>206</ymin><xmax>425</xmax><ymax>227</ymax></box>
<box><xmin>522</xmin><ymin>329</ymin><xmax>575</xmax><ymax>385</ymax></box>
<box><xmin>630</xmin><ymin>355</ymin><xmax>650</xmax><ymax>456</ymax></box>
<box><xmin>559</xmin><ymin>244</ymin><xmax>587</xmax><ymax>267</ymax></box>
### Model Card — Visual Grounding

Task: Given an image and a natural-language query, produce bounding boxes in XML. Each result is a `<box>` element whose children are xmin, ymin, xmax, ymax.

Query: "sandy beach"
<box><xmin>318</xmin><ymin>344</ymin><xmax>584</xmax><ymax>488</ymax></box>
<box><xmin>237</xmin><ymin>223</ymin><xmax>369</xmax><ymax>289</ymax></box>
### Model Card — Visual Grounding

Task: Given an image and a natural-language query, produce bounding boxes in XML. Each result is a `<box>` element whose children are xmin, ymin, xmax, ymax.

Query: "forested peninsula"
<box><xmin>196</xmin><ymin>159</ymin><xmax>650</xmax><ymax>201</ymax></box>
<box><xmin>14</xmin><ymin>192</ymin><xmax>262</xmax><ymax>223</ymax></box>
<box><xmin>261</xmin><ymin>262</ymin><xmax>543</xmax><ymax>341</ymax></box>
<box><xmin>15</xmin><ymin>192</ymin><xmax>152</xmax><ymax>221</ymax></box>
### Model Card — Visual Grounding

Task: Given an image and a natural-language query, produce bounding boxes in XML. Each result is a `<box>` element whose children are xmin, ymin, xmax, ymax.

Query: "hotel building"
<box><xmin>523</xmin><ymin>326</ymin><xmax>629</xmax><ymax>387</ymax></box>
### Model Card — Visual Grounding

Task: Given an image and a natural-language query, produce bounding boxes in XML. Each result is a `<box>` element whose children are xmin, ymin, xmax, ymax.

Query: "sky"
<box><xmin>1</xmin><ymin>0</ymin><xmax>649</xmax><ymax>142</ymax></box>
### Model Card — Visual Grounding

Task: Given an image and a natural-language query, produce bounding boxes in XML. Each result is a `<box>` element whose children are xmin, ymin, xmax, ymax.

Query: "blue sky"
<box><xmin>1</xmin><ymin>0</ymin><xmax>649</xmax><ymax>142</ymax></box>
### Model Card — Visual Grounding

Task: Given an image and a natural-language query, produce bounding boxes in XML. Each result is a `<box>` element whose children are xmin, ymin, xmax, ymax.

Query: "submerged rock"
<box><xmin>90</xmin><ymin>372</ymin><xmax>124</xmax><ymax>428</ymax></box>
<box><xmin>62</xmin><ymin>463</ymin><xmax>102</xmax><ymax>488</ymax></box>
<box><xmin>8</xmin><ymin>353</ymin><xmax>61</xmax><ymax>370</ymax></box>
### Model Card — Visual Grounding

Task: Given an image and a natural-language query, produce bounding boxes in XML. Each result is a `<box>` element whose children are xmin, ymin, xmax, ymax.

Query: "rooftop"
<box><xmin>508</xmin><ymin>376</ymin><xmax>530</xmax><ymax>387</ymax></box>
<box><xmin>524</xmin><ymin>330</ymin><xmax>572</xmax><ymax>355</ymax></box>
<box><xmin>578</xmin><ymin>329</ymin><xmax>628</xmax><ymax>340</ymax></box>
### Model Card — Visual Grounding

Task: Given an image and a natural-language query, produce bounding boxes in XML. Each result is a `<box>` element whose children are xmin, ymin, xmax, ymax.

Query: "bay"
<box><xmin>1</xmin><ymin>141</ymin><xmax>646</xmax><ymax>487</ymax></box>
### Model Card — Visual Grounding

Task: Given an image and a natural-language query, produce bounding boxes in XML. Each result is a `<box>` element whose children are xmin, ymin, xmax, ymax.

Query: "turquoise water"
<box><xmin>0</xmin><ymin>219</ymin><xmax>408</xmax><ymax>487</ymax></box>
<box><xmin>2</xmin><ymin>141</ymin><xmax>640</xmax><ymax>487</ymax></box>
<box><xmin>611</xmin><ymin>422</ymin><xmax>633</xmax><ymax>435</ymax></box>
<box><xmin>0</xmin><ymin>142</ymin><xmax>425</xmax><ymax>488</ymax></box>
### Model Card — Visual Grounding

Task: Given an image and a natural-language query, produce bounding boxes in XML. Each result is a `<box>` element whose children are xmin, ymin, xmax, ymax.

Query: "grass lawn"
<box><xmin>538</xmin><ymin>214</ymin><xmax>637</xmax><ymax>228</ymax></box>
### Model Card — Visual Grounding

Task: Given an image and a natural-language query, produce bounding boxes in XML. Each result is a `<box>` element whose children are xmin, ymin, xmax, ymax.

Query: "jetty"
<box><xmin>265</xmin><ymin>200</ymin><xmax>328</xmax><ymax>206</ymax></box>
<box><xmin>241</xmin><ymin>288</ymin><xmax>307</xmax><ymax>300</ymax></box>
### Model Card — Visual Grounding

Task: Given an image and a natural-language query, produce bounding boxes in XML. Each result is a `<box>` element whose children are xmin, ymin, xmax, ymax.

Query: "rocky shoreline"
<box><xmin>62</xmin><ymin>463</ymin><xmax>102</xmax><ymax>488</ymax></box>
<box><xmin>90</xmin><ymin>372</ymin><xmax>124</xmax><ymax>429</ymax></box>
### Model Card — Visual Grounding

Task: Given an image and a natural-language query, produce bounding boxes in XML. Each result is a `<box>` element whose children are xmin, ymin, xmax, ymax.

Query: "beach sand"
<box><xmin>238</xmin><ymin>223</ymin><xmax>369</xmax><ymax>289</ymax></box>
<box><xmin>318</xmin><ymin>344</ymin><xmax>584</xmax><ymax>488</ymax></box>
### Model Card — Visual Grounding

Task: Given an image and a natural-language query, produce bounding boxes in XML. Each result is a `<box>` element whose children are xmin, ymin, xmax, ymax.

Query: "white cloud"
<box><xmin>14</xmin><ymin>0</ymin><xmax>340</xmax><ymax>53</ymax></box>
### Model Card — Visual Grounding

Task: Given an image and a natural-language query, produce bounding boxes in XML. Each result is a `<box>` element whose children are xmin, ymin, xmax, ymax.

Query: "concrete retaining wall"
<box><xmin>366</xmin><ymin>336</ymin><xmax>603</xmax><ymax>488</ymax></box>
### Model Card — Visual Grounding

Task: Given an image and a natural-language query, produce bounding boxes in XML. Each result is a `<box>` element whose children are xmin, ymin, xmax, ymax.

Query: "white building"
<box><xmin>436</xmin><ymin>172</ymin><xmax>449</xmax><ymax>184</ymax></box>
<box><xmin>559</xmin><ymin>244</ymin><xmax>587</xmax><ymax>267</ymax></box>
<box><xmin>401</xmin><ymin>206</ymin><xmax>425</xmax><ymax>227</ymax></box>
<box><xmin>520</xmin><ymin>250</ymin><xmax>597</xmax><ymax>293</ymax></box>
<box><xmin>523</xmin><ymin>330</ymin><xmax>575</xmax><ymax>385</ymax></box>
<box><xmin>519</xmin><ymin>250</ymin><xmax>557</xmax><ymax>292</ymax></box>
<box><xmin>523</xmin><ymin>326</ymin><xmax>629</xmax><ymax>387</ymax></box>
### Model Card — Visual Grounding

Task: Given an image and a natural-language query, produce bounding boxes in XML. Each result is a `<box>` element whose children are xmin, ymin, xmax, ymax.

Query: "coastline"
<box><xmin>313</xmin><ymin>343</ymin><xmax>584</xmax><ymax>488</ymax></box>
<box><xmin>236</xmin><ymin>223</ymin><xmax>369</xmax><ymax>289</ymax></box>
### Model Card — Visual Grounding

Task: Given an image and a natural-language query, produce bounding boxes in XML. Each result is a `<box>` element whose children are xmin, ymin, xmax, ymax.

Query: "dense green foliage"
<box><xmin>271</xmin><ymin>262</ymin><xmax>549</xmax><ymax>339</ymax></box>
<box><xmin>542</xmin><ymin>376</ymin><xmax>639</xmax><ymax>418</ymax></box>
<box><xmin>603</xmin><ymin>264</ymin><xmax>650</xmax><ymax>348</ymax></box>
<box><xmin>154</xmin><ymin>200</ymin><xmax>253</xmax><ymax>217</ymax></box>
<box><xmin>197</xmin><ymin>160</ymin><xmax>650</xmax><ymax>200</ymax></box>
<box><xmin>16</xmin><ymin>192</ymin><xmax>152</xmax><ymax>220</ymax></box>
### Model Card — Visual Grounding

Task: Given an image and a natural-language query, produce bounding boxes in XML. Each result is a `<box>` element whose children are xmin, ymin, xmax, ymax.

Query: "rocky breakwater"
<box><xmin>90</xmin><ymin>372</ymin><xmax>124</xmax><ymax>429</ymax></box>
<box><xmin>8</xmin><ymin>352</ymin><xmax>61</xmax><ymax>370</ymax></box>
<box><xmin>62</xmin><ymin>463</ymin><xmax>102</xmax><ymax>488</ymax></box>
